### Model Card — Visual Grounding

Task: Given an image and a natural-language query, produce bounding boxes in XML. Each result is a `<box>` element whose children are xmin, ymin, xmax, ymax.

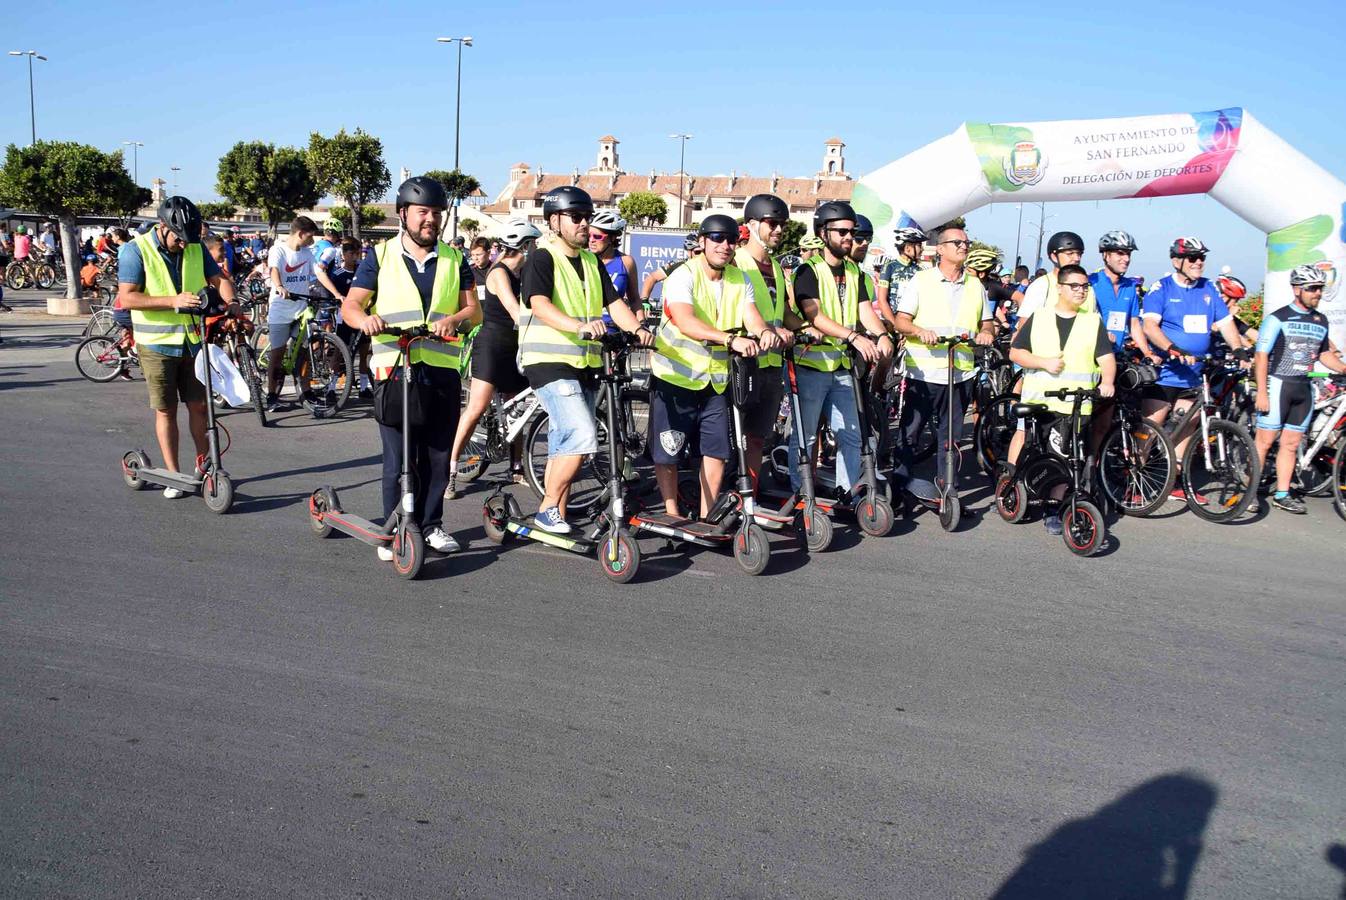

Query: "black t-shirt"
<box><xmin>1011</xmin><ymin>311</ymin><xmax>1113</xmax><ymax>359</ymax></box>
<box><xmin>520</xmin><ymin>247</ymin><xmax>618</xmax><ymax>388</ymax></box>
<box><xmin>983</xmin><ymin>276</ymin><xmax>1016</xmax><ymax>308</ymax></box>
<box><xmin>480</xmin><ymin>261</ymin><xmax>520</xmax><ymax>331</ymax></box>
<box><xmin>792</xmin><ymin>261</ymin><xmax>873</xmax><ymax>319</ymax></box>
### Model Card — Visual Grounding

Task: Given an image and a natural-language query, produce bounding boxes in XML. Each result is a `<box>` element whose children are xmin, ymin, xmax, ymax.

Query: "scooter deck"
<box><xmin>324</xmin><ymin>509</ymin><xmax>394</xmax><ymax>547</ymax></box>
<box><xmin>504</xmin><ymin>518</ymin><xmax>597</xmax><ymax>553</ymax></box>
<box><xmin>138</xmin><ymin>466</ymin><xmax>204</xmax><ymax>493</ymax></box>
<box><xmin>903</xmin><ymin>476</ymin><xmax>941</xmax><ymax>505</ymax></box>
<box><xmin>629</xmin><ymin>511</ymin><xmax>732</xmax><ymax>545</ymax></box>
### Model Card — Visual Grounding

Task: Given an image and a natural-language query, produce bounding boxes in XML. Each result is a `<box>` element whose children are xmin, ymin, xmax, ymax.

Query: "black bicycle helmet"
<box><xmin>157</xmin><ymin>196</ymin><xmax>203</xmax><ymax>243</ymax></box>
<box><xmin>1046</xmin><ymin>231</ymin><xmax>1085</xmax><ymax>255</ymax></box>
<box><xmin>813</xmin><ymin>200</ymin><xmax>856</xmax><ymax>235</ymax></box>
<box><xmin>1169</xmin><ymin>236</ymin><xmax>1209</xmax><ymax>258</ymax></box>
<box><xmin>542</xmin><ymin>185</ymin><xmax>594</xmax><ymax>217</ymax></box>
<box><xmin>396</xmin><ymin>176</ymin><xmax>448</xmax><ymax>211</ymax></box>
<box><xmin>698</xmin><ymin>214</ymin><xmax>739</xmax><ymax>237</ymax></box>
<box><xmin>854</xmin><ymin>214</ymin><xmax>874</xmax><ymax>240</ymax></box>
<box><xmin>744</xmin><ymin>193</ymin><xmax>789</xmax><ymax>222</ymax></box>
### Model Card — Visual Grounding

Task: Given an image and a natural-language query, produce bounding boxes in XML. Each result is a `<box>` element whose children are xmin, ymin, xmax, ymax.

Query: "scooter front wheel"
<box><xmin>309</xmin><ymin>487</ymin><xmax>337</xmax><ymax>537</ymax></box>
<box><xmin>393</xmin><ymin>525</ymin><xmax>425</xmax><ymax>579</ymax></box>
<box><xmin>202</xmin><ymin>471</ymin><xmax>234</xmax><ymax>514</ymax></box>
<box><xmin>939</xmin><ymin>492</ymin><xmax>961</xmax><ymax>532</ymax></box>
<box><xmin>798</xmin><ymin>506</ymin><xmax>833</xmax><ymax>552</ymax></box>
<box><xmin>733</xmin><ymin>523</ymin><xmax>771</xmax><ymax>575</ymax></box>
<box><xmin>599</xmin><ymin>529</ymin><xmax>640</xmax><ymax>583</ymax></box>
<box><xmin>856</xmin><ymin>495</ymin><xmax>894</xmax><ymax>537</ymax></box>
<box><xmin>121</xmin><ymin>450</ymin><xmax>150</xmax><ymax>490</ymax></box>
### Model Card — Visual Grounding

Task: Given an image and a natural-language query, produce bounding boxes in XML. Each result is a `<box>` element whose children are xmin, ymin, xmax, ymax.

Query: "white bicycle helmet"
<box><xmin>1098</xmin><ymin>230</ymin><xmax>1138</xmax><ymax>252</ymax></box>
<box><xmin>590</xmin><ymin>210</ymin><xmax>626</xmax><ymax>234</ymax></box>
<box><xmin>1289</xmin><ymin>263</ymin><xmax>1327</xmax><ymax>287</ymax></box>
<box><xmin>498</xmin><ymin>218</ymin><xmax>542</xmax><ymax>251</ymax></box>
<box><xmin>893</xmin><ymin>226</ymin><xmax>927</xmax><ymax>246</ymax></box>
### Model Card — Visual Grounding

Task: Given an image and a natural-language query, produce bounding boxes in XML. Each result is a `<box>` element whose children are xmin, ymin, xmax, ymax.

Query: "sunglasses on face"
<box><xmin>939</xmin><ymin>240</ymin><xmax>971</xmax><ymax>249</ymax></box>
<box><xmin>1301</xmin><ymin>285</ymin><xmax>1325</xmax><ymax>293</ymax></box>
<box><xmin>564</xmin><ymin>212</ymin><xmax>593</xmax><ymax>224</ymax></box>
<box><xmin>1181</xmin><ymin>254</ymin><xmax>1206</xmax><ymax>263</ymax></box>
<box><xmin>1061</xmin><ymin>281</ymin><xmax>1091</xmax><ymax>293</ymax></box>
<box><xmin>827</xmin><ymin>227</ymin><xmax>856</xmax><ymax>237</ymax></box>
<box><xmin>854</xmin><ymin>234</ymin><xmax>873</xmax><ymax>242</ymax></box>
<box><xmin>760</xmin><ymin>218</ymin><xmax>785</xmax><ymax>229</ymax></box>
<box><xmin>703</xmin><ymin>232</ymin><xmax>734</xmax><ymax>244</ymax></box>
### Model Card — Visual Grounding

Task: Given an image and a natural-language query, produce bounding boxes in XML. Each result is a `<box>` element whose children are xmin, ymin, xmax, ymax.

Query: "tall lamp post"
<box><xmin>436</xmin><ymin>35</ymin><xmax>473</xmax><ymax>239</ymax></box>
<box><xmin>669</xmin><ymin>133</ymin><xmax>692</xmax><ymax>229</ymax></box>
<box><xmin>122</xmin><ymin>141</ymin><xmax>144</xmax><ymax>185</ymax></box>
<box><xmin>170</xmin><ymin>165</ymin><xmax>181</xmax><ymax>193</ymax></box>
<box><xmin>8</xmin><ymin>50</ymin><xmax>47</xmax><ymax>145</ymax></box>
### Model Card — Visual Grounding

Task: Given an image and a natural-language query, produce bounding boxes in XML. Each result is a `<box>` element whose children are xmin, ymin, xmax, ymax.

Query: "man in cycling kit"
<box><xmin>790</xmin><ymin>201</ymin><xmax>894</xmax><ymax>495</ymax></box>
<box><xmin>1215</xmin><ymin>272</ymin><xmax>1258</xmax><ymax>348</ymax></box>
<box><xmin>588</xmin><ymin>211</ymin><xmax>641</xmax><ymax>313</ymax></box>
<box><xmin>966</xmin><ymin>246</ymin><xmax>1014</xmax><ymax>325</ymax></box>
<box><xmin>1088</xmin><ymin>230</ymin><xmax>1154</xmax><ymax>356</ymax></box>
<box><xmin>341</xmin><ymin>176</ymin><xmax>481</xmax><ymax>557</ymax></box>
<box><xmin>1015</xmin><ymin>231</ymin><xmax>1097</xmax><ymax>329</ymax></box>
<box><xmin>1253</xmin><ymin>264</ymin><xmax>1346</xmax><ymax>514</ymax></box>
<box><xmin>519</xmin><ymin>186</ymin><xmax>652</xmax><ymax>534</ymax></box>
<box><xmin>640</xmin><ymin>233</ymin><xmax>700</xmax><ymax>305</ymax></box>
<box><xmin>1141</xmin><ymin>237</ymin><xmax>1246</xmax><ymax>496</ymax></box>
<box><xmin>734</xmin><ymin>193</ymin><xmax>799</xmax><ymax>482</ymax></box>
<box><xmin>264</xmin><ymin>216</ymin><xmax>321</xmax><ymax>411</ymax></box>
<box><xmin>650</xmin><ymin>214</ymin><xmax>779</xmax><ymax>517</ymax></box>
<box><xmin>874</xmin><ymin>226</ymin><xmax>926</xmax><ymax>332</ymax></box>
<box><xmin>893</xmin><ymin>222</ymin><xmax>994</xmax><ymax>490</ymax></box>
<box><xmin>446</xmin><ymin>218</ymin><xmax>541</xmax><ymax>498</ymax></box>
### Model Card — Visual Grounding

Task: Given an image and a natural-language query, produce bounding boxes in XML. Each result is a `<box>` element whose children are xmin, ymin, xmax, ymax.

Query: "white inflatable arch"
<box><xmin>853</xmin><ymin>108</ymin><xmax>1346</xmax><ymax>347</ymax></box>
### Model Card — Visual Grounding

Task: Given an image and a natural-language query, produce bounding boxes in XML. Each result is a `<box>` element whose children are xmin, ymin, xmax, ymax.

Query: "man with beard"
<box><xmin>341</xmin><ymin>177</ymin><xmax>481</xmax><ymax>557</ymax></box>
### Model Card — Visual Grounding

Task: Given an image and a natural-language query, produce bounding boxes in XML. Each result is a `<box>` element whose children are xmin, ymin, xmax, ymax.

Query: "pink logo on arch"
<box><xmin>1131</xmin><ymin>107</ymin><xmax>1243</xmax><ymax>199</ymax></box>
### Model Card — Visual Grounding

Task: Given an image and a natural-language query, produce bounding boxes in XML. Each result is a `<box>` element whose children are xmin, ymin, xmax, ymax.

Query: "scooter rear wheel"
<box><xmin>1063</xmin><ymin>499</ymin><xmax>1105</xmax><ymax>556</ymax></box>
<box><xmin>393</xmin><ymin>525</ymin><xmax>425</xmax><ymax>579</ymax></box>
<box><xmin>939</xmin><ymin>492</ymin><xmax>961</xmax><ymax>532</ymax></box>
<box><xmin>482</xmin><ymin>495</ymin><xmax>510</xmax><ymax>544</ymax></box>
<box><xmin>309</xmin><ymin>487</ymin><xmax>337</xmax><ymax>537</ymax></box>
<box><xmin>202</xmin><ymin>472</ymin><xmax>234</xmax><ymax>514</ymax></box>
<box><xmin>733</xmin><ymin>523</ymin><xmax>771</xmax><ymax>575</ymax></box>
<box><xmin>856</xmin><ymin>495</ymin><xmax>894</xmax><ymax>537</ymax></box>
<box><xmin>798</xmin><ymin>506</ymin><xmax>833</xmax><ymax>552</ymax></box>
<box><xmin>599</xmin><ymin>529</ymin><xmax>640</xmax><ymax>583</ymax></box>
<box><xmin>121</xmin><ymin>450</ymin><xmax>150</xmax><ymax>490</ymax></box>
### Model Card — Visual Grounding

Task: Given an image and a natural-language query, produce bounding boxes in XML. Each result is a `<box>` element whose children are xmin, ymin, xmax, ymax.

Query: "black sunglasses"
<box><xmin>1181</xmin><ymin>253</ymin><xmax>1207</xmax><ymax>262</ymax></box>
<box><xmin>702</xmin><ymin>232</ymin><xmax>735</xmax><ymax>244</ymax></box>
<box><xmin>827</xmin><ymin>227</ymin><xmax>856</xmax><ymax>237</ymax></box>
<box><xmin>563</xmin><ymin>212</ymin><xmax>593</xmax><ymax>224</ymax></box>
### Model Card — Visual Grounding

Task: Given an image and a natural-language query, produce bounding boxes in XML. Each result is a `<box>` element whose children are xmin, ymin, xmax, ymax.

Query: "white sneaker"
<box><xmin>163</xmin><ymin>487</ymin><xmax>186</xmax><ymax>499</ymax></box>
<box><xmin>376</xmin><ymin>545</ymin><xmax>394</xmax><ymax>562</ymax></box>
<box><xmin>426</xmin><ymin>528</ymin><xmax>461</xmax><ymax>553</ymax></box>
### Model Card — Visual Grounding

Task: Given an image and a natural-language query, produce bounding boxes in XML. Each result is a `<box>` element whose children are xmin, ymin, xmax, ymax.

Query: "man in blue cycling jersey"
<box><xmin>1253</xmin><ymin>264</ymin><xmax>1346</xmax><ymax>513</ymax></box>
<box><xmin>1089</xmin><ymin>230</ymin><xmax>1157</xmax><ymax>356</ymax></box>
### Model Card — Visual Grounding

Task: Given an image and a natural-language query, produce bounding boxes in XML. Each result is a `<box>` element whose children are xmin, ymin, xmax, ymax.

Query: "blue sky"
<box><xmin>5</xmin><ymin>0</ymin><xmax>1343</xmax><ymax>286</ymax></box>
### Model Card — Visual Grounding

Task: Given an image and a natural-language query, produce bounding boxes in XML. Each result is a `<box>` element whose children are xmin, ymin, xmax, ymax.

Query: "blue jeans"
<box><xmin>787</xmin><ymin>365</ymin><xmax>861</xmax><ymax>492</ymax></box>
<box><xmin>535</xmin><ymin>378</ymin><xmax>599</xmax><ymax>457</ymax></box>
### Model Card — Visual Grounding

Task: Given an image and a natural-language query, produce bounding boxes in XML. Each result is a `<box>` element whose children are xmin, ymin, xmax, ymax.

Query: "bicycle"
<box><xmin>250</xmin><ymin>293</ymin><xmax>353</xmax><ymax>418</ymax></box>
<box><xmin>207</xmin><ymin>302</ymin><xmax>268</xmax><ymax>427</ymax></box>
<box><xmin>75</xmin><ymin>323</ymin><xmax>139</xmax><ymax>382</ymax></box>
<box><xmin>1255</xmin><ymin>373</ymin><xmax>1346</xmax><ymax>499</ymax></box>
<box><xmin>5</xmin><ymin>257</ymin><xmax>56</xmax><ymax>290</ymax></box>
<box><xmin>82</xmin><ymin>288</ymin><xmax>123</xmax><ymax>337</ymax></box>
<box><xmin>1096</xmin><ymin>352</ymin><xmax>1177</xmax><ymax>516</ymax></box>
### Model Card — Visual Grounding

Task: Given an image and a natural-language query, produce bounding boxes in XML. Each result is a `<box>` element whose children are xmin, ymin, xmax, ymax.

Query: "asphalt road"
<box><xmin>2</xmin><ymin>295</ymin><xmax>1344</xmax><ymax>898</ymax></box>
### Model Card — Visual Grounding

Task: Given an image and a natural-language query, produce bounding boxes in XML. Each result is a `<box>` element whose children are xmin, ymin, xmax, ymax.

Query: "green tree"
<box><xmin>970</xmin><ymin>239</ymin><xmax>1005</xmax><ymax>262</ymax></box>
<box><xmin>307</xmin><ymin>128</ymin><xmax>390</xmax><ymax>239</ymax></box>
<box><xmin>215</xmin><ymin>141</ymin><xmax>319</xmax><ymax>236</ymax></box>
<box><xmin>423</xmin><ymin>168</ymin><xmax>481</xmax><ymax>205</ymax></box>
<box><xmin>327</xmin><ymin>205</ymin><xmax>386</xmax><ymax>230</ymax></box>
<box><xmin>618</xmin><ymin>192</ymin><xmax>668</xmax><ymax>227</ymax></box>
<box><xmin>198</xmin><ymin>201</ymin><xmax>237</xmax><ymax>221</ymax></box>
<box><xmin>0</xmin><ymin>140</ymin><xmax>143</xmax><ymax>298</ymax></box>
<box><xmin>458</xmin><ymin>217</ymin><xmax>480</xmax><ymax>239</ymax></box>
<box><xmin>775</xmin><ymin>219</ymin><xmax>807</xmax><ymax>257</ymax></box>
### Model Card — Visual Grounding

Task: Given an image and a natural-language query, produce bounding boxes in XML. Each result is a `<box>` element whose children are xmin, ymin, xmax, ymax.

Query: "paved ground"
<box><xmin>2</xmin><ymin>293</ymin><xmax>1344</xmax><ymax>898</ymax></box>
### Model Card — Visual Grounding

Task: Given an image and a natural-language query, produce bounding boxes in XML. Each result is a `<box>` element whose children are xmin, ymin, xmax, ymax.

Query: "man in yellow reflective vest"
<box><xmin>1007</xmin><ymin>263</ymin><xmax>1116</xmax><ymax>534</ymax></box>
<box><xmin>733</xmin><ymin>193</ymin><xmax>800</xmax><ymax>484</ymax></box>
<box><xmin>789</xmin><ymin>201</ymin><xmax>894</xmax><ymax>494</ymax></box>
<box><xmin>649</xmin><ymin>213</ymin><xmax>781</xmax><ymax>518</ymax></box>
<box><xmin>519</xmin><ymin>186</ymin><xmax>652</xmax><ymax>535</ymax></box>
<box><xmin>116</xmin><ymin>197</ymin><xmax>235</xmax><ymax>498</ymax></box>
<box><xmin>342</xmin><ymin>177</ymin><xmax>481</xmax><ymax>557</ymax></box>
<box><xmin>892</xmin><ymin>222</ymin><xmax>996</xmax><ymax>492</ymax></box>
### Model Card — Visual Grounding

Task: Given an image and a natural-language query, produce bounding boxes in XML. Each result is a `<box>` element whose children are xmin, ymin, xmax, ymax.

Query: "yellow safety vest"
<box><xmin>795</xmin><ymin>254</ymin><xmax>860</xmax><ymax>372</ymax></box>
<box><xmin>129</xmin><ymin>233</ymin><xmax>206</xmax><ymax>348</ymax></box>
<box><xmin>904</xmin><ymin>266</ymin><xmax>987</xmax><ymax>376</ymax></box>
<box><xmin>651</xmin><ymin>260</ymin><xmax>747</xmax><ymax>393</ymax></box>
<box><xmin>368</xmin><ymin>238</ymin><xmax>464</xmax><ymax>374</ymax></box>
<box><xmin>518</xmin><ymin>241</ymin><xmax>604</xmax><ymax>370</ymax></box>
<box><xmin>1021</xmin><ymin>309</ymin><xmax>1103</xmax><ymax>415</ymax></box>
<box><xmin>1029</xmin><ymin>271</ymin><xmax>1097</xmax><ymax>315</ymax></box>
<box><xmin>734</xmin><ymin>247</ymin><xmax>785</xmax><ymax>368</ymax></box>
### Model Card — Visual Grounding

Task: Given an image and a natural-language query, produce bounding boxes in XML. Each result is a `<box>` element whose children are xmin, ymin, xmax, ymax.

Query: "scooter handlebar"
<box><xmin>931</xmin><ymin>332</ymin><xmax>973</xmax><ymax>347</ymax></box>
<box><xmin>1043</xmin><ymin>387</ymin><xmax>1100</xmax><ymax>400</ymax></box>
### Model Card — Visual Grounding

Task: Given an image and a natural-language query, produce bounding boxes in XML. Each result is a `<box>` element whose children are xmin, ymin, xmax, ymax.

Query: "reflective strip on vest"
<box><xmin>796</xmin><ymin>255</ymin><xmax>858</xmax><ymax>372</ymax></box>
<box><xmin>651</xmin><ymin>261</ymin><xmax>746</xmax><ymax>392</ymax></box>
<box><xmin>1021</xmin><ymin>310</ymin><xmax>1102</xmax><ymax>414</ymax></box>
<box><xmin>734</xmin><ymin>247</ymin><xmax>785</xmax><ymax>368</ymax></box>
<box><xmin>368</xmin><ymin>239</ymin><xmax>464</xmax><ymax>372</ymax></box>
<box><xmin>518</xmin><ymin>243</ymin><xmax>603</xmax><ymax>370</ymax></box>
<box><xmin>903</xmin><ymin>266</ymin><xmax>985</xmax><ymax>375</ymax></box>
<box><xmin>129</xmin><ymin>233</ymin><xmax>206</xmax><ymax>347</ymax></box>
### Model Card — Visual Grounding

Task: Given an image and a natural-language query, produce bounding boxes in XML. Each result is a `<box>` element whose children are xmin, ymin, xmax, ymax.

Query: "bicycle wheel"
<box><xmin>35</xmin><ymin>263</ymin><xmax>56</xmax><ymax>290</ymax></box>
<box><xmin>250</xmin><ymin>324</ymin><xmax>272</xmax><ymax>369</ymax></box>
<box><xmin>1098</xmin><ymin>419</ymin><xmax>1176</xmax><ymax>517</ymax></box>
<box><xmin>74</xmin><ymin>335</ymin><xmax>126</xmax><ymax>382</ymax></box>
<box><xmin>974</xmin><ymin>393</ymin><xmax>1019</xmax><ymax>476</ymax></box>
<box><xmin>83</xmin><ymin>308</ymin><xmax>117</xmax><ymax>337</ymax></box>
<box><xmin>294</xmin><ymin>330</ymin><xmax>353</xmax><ymax>417</ymax></box>
<box><xmin>52</xmin><ymin>261</ymin><xmax>68</xmax><ymax>286</ymax></box>
<box><xmin>1332</xmin><ymin>435</ymin><xmax>1346</xmax><ymax>522</ymax></box>
<box><xmin>236</xmin><ymin>342</ymin><xmax>267</xmax><ymax>427</ymax></box>
<box><xmin>1182</xmin><ymin>418</ymin><xmax>1260</xmax><ymax>522</ymax></box>
<box><xmin>5</xmin><ymin>262</ymin><xmax>28</xmax><ymax>290</ymax></box>
<box><xmin>523</xmin><ymin>409</ymin><xmax>608</xmax><ymax>516</ymax></box>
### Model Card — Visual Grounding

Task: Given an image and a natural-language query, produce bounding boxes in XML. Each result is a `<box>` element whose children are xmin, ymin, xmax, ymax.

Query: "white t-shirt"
<box><xmin>268</xmin><ymin>241</ymin><xmax>317</xmax><ymax>322</ymax></box>
<box><xmin>1017</xmin><ymin>271</ymin><xmax>1096</xmax><ymax>324</ymax></box>
<box><xmin>662</xmin><ymin>263</ymin><xmax>756</xmax><ymax>317</ymax></box>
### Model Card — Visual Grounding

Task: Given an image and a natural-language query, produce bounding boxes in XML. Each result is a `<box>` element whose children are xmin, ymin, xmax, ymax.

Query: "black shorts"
<box><xmin>1140</xmin><ymin>383</ymin><xmax>1192</xmax><ymax>405</ymax></box>
<box><xmin>649</xmin><ymin>378</ymin><xmax>731</xmax><ymax>464</ymax></box>
<box><xmin>470</xmin><ymin>326</ymin><xmax>528</xmax><ymax>393</ymax></box>
<box><xmin>742</xmin><ymin>363</ymin><xmax>785</xmax><ymax>439</ymax></box>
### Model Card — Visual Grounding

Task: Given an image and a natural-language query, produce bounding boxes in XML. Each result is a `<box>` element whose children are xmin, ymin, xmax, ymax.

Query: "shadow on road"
<box><xmin>230</xmin><ymin>478</ymin><xmax>381</xmax><ymax>515</ymax></box>
<box><xmin>992</xmin><ymin>771</ymin><xmax>1217</xmax><ymax>900</ymax></box>
<box><xmin>240</xmin><ymin>455</ymin><xmax>381</xmax><ymax>487</ymax></box>
<box><xmin>1326</xmin><ymin>843</ymin><xmax>1346</xmax><ymax>899</ymax></box>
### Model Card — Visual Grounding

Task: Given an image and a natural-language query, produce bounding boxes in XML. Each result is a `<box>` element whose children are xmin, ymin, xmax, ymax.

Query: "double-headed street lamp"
<box><xmin>122</xmin><ymin>141</ymin><xmax>144</xmax><ymax>185</ymax></box>
<box><xmin>170</xmin><ymin>166</ymin><xmax>181</xmax><ymax>193</ymax></box>
<box><xmin>669</xmin><ymin>133</ymin><xmax>693</xmax><ymax>229</ymax></box>
<box><xmin>436</xmin><ymin>35</ymin><xmax>473</xmax><ymax>239</ymax></box>
<box><xmin>8</xmin><ymin>50</ymin><xmax>47</xmax><ymax>145</ymax></box>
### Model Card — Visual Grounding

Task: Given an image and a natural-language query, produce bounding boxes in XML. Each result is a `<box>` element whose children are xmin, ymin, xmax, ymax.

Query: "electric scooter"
<box><xmin>899</xmin><ymin>333</ymin><xmax>973</xmax><ymax>532</ymax></box>
<box><xmin>624</xmin><ymin>340</ymin><xmax>772</xmax><ymax>575</ymax></box>
<box><xmin>121</xmin><ymin>289</ymin><xmax>235</xmax><ymax>514</ymax></box>
<box><xmin>481</xmin><ymin>331</ymin><xmax>645</xmax><ymax>583</ymax></box>
<box><xmin>307</xmin><ymin>326</ymin><xmax>446</xmax><ymax>579</ymax></box>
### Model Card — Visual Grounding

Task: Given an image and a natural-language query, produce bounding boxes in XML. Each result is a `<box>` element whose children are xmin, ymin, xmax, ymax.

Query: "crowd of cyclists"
<box><xmin>63</xmin><ymin>171</ymin><xmax>1346</xmax><ymax>572</ymax></box>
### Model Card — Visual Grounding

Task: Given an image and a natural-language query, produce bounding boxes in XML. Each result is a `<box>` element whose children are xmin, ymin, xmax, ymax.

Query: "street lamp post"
<box><xmin>8</xmin><ymin>50</ymin><xmax>47</xmax><ymax>145</ymax></box>
<box><xmin>436</xmin><ymin>36</ymin><xmax>474</xmax><ymax>239</ymax></box>
<box><xmin>122</xmin><ymin>141</ymin><xmax>144</xmax><ymax>185</ymax></box>
<box><xmin>170</xmin><ymin>166</ymin><xmax>180</xmax><ymax>193</ymax></box>
<box><xmin>669</xmin><ymin>133</ymin><xmax>692</xmax><ymax>229</ymax></box>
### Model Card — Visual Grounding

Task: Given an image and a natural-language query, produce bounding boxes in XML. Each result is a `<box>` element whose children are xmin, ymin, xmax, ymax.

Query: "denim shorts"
<box><xmin>535</xmin><ymin>378</ymin><xmax>599</xmax><ymax>457</ymax></box>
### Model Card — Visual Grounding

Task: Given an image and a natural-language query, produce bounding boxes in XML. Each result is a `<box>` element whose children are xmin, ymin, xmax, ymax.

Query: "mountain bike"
<box><xmin>1096</xmin><ymin>354</ymin><xmax>1177</xmax><ymax>516</ymax></box>
<box><xmin>207</xmin><ymin>303</ymin><xmax>267</xmax><ymax>427</ymax></box>
<box><xmin>5</xmin><ymin>257</ymin><xmax>56</xmax><ymax>290</ymax></box>
<box><xmin>250</xmin><ymin>294</ymin><xmax>353</xmax><ymax>418</ymax></box>
<box><xmin>1256</xmin><ymin>374</ymin><xmax>1346</xmax><ymax>498</ymax></box>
